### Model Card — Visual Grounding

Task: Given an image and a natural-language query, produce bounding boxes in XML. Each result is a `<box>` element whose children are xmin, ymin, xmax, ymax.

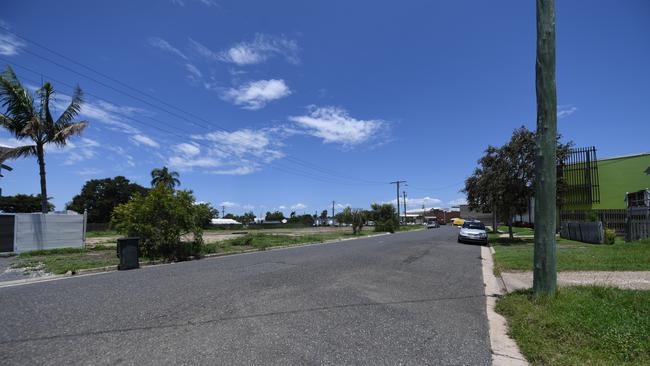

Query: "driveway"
<box><xmin>0</xmin><ymin>227</ymin><xmax>491</xmax><ymax>365</ymax></box>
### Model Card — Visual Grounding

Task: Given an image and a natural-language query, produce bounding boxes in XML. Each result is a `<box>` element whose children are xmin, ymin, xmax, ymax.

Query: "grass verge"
<box><xmin>13</xmin><ymin>246</ymin><xmax>118</xmax><ymax>275</ymax></box>
<box><xmin>496</xmin><ymin>286</ymin><xmax>650</xmax><ymax>365</ymax></box>
<box><xmin>492</xmin><ymin>237</ymin><xmax>650</xmax><ymax>273</ymax></box>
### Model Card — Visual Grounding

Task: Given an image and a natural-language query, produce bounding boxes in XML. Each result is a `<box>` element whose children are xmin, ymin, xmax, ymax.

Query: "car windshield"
<box><xmin>462</xmin><ymin>222</ymin><xmax>485</xmax><ymax>230</ymax></box>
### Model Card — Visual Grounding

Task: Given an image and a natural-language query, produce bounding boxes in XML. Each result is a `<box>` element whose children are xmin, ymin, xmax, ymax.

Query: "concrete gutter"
<box><xmin>481</xmin><ymin>245</ymin><xmax>529</xmax><ymax>366</ymax></box>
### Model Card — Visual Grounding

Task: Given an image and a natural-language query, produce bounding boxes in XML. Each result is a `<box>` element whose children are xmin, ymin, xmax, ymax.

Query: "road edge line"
<box><xmin>481</xmin><ymin>245</ymin><xmax>529</xmax><ymax>366</ymax></box>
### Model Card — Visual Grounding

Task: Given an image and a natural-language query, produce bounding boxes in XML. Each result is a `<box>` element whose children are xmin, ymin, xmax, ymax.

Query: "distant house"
<box><xmin>211</xmin><ymin>218</ymin><xmax>241</xmax><ymax>225</ymax></box>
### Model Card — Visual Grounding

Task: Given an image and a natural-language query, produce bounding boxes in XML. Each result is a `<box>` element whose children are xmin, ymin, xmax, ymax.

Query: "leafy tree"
<box><xmin>111</xmin><ymin>185</ymin><xmax>203</xmax><ymax>260</ymax></box>
<box><xmin>463</xmin><ymin>126</ymin><xmax>572</xmax><ymax>238</ymax></box>
<box><xmin>236</xmin><ymin>211</ymin><xmax>256</xmax><ymax>225</ymax></box>
<box><xmin>265</xmin><ymin>210</ymin><xmax>285</xmax><ymax>221</ymax></box>
<box><xmin>320</xmin><ymin>209</ymin><xmax>328</xmax><ymax>219</ymax></box>
<box><xmin>0</xmin><ymin>66</ymin><xmax>88</xmax><ymax>213</ymax></box>
<box><xmin>337</xmin><ymin>207</ymin><xmax>367</xmax><ymax>234</ymax></box>
<box><xmin>288</xmin><ymin>213</ymin><xmax>314</xmax><ymax>226</ymax></box>
<box><xmin>194</xmin><ymin>202</ymin><xmax>218</xmax><ymax>228</ymax></box>
<box><xmin>0</xmin><ymin>194</ymin><xmax>54</xmax><ymax>213</ymax></box>
<box><xmin>369</xmin><ymin>203</ymin><xmax>398</xmax><ymax>233</ymax></box>
<box><xmin>224</xmin><ymin>213</ymin><xmax>235</xmax><ymax>219</ymax></box>
<box><xmin>150</xmin><ymin>166</ymin><xmax>180</xmax><ymax>189</ymax></box>
<box><xmin>66</xmin><ymin>176</ymin><xmax>148</xmax><ymax>223</ymax></box>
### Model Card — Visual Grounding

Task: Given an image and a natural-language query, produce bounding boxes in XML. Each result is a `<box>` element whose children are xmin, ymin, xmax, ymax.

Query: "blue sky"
<box><xmin>0</xmin><ymin>0</ymin><xmax>648</xmax><ymax>216</ymax></box>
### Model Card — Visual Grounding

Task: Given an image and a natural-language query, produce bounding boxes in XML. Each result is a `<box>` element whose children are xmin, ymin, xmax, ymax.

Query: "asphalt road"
<box><xmin>0</xmin><ymin>227</ymin><xmax>491</xmax><ymax>365</ymax></box>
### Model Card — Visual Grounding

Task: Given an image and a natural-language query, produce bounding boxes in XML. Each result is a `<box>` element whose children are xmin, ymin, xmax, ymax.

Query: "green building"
<box><xmin>563</xmin><ymin>152</ymin><xmax>650</xmax><ymax>210</ymax></box>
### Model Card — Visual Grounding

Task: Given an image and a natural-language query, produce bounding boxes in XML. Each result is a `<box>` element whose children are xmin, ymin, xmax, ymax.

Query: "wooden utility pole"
<box><xmin>403</xmin><ymin>191</ymin><xmax>407</xmax><ymax>223</ymax></box>
<box><xmin>390</xmin><ymin>181</ymin><xmax>406</xmax><ymax>226</ymax></box>
<box><xmin>533</xmin><ymin>0</ymin><xmax>558</xmax><ymax>296</ymax></box>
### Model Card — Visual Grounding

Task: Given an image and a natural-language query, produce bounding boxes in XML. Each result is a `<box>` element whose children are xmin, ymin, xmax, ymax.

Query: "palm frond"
<box><xmin>0</xmin><ymin>144</ymin><xmax>37</xmax><ymax>162</ymax></box>
<box><xmin>0</xmin><ymin>67</ymin><xmax>35</xmax><ymax>134</ymax></box>
<box><xmin>56</xmin><ymin>85</ymin><xmax>83</xmax><ymax>125</ymax></box>
<box><xmin>37</xmin><ymin>82</ymin><xmax>55</xmax><ymax>127</ymax></box>
<box><xmin>51</xmin><ymin>121</ymin><xmax>88</xmax><ymax>146</ymax></box>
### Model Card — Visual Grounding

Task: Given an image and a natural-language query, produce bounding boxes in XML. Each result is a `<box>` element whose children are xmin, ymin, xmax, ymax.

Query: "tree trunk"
<box><xmin>492</xmin><ymin>203</ymin><xmax>498</xmax><ymax>233</ymax></box>
<box><xmin>36</xmin><ymin>143</ymin><xmax>48</xmax><ymax>214</ymax></box>
<box><xmin>533</xmin><ymin>0</ymin><xmax>558</xmax><ymax>296</ymax></box>
<box><xmin>508</xmin><ymin>214</ymin><xmax>514</xmax><ymax>239</ymax></box>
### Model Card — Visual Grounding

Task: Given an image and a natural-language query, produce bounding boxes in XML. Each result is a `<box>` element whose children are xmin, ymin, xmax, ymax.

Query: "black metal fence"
<box><xmin>560</xmin><ymin>208</ymin><xmax>650</xmax><ymax>241</ymax></box>
<box><xmin>558</xmin><ymin>147</ymin><xmax>600</xmax><ymax>205</ymax></box>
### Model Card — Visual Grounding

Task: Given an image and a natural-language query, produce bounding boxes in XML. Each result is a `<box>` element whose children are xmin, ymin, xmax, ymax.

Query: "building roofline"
<box><xmin>598</xmin><ymin>152</ymin><xmax>650</xmax><ymax>162</ymax></box>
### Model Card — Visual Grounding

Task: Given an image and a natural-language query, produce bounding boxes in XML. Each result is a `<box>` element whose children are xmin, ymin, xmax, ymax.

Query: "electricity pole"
<box><xmin>221</xmin><ymin>205</ymin><xmax>225</xmax><ymax>217</ymax></box>
<box><xmin>403</xmin><ymin>191</ymin><xmax>407</xmax><ymax>224</ymax></box>
<box><xmin>332</xmin><ymin>200</ymin><xmax>335</xmax><ymax>218</ymax></box>
<box><xmin>390</xmin><ymin>181</ymin><xmax>406</xmax><ymax>225</ymax></box>
<box><xmin>533</xmin><ymin>0</ymin><xmax>558</xmax><ymax>296</ymax></box>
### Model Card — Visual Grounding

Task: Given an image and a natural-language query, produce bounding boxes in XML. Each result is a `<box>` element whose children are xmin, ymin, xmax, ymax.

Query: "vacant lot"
<box><xmin>11</xmin><ymin>226</ymin><xmax>424</xmax><ymax>275</ymax></box>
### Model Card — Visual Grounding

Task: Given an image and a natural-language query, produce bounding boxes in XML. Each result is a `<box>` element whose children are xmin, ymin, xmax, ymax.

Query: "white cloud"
<box><xmin>220</xmin><ymin>201</ymin><xmax>239</xmax><ymax>208</ymax></box>
<box><xmin>448</xmin><ymin>198</ymin><xmax>467</xmax><ymax>206</ymax></box>
<box><xmin>0</xmin><ymin>32</ymin><xmax>25</xmax><ymax>56</ymax></box>
<box><xmin>335</xmin><ymin>203</ymin><xmax>351</xmax><ymax>209</ymax></box>
<box><xmin>171</xmin><ymin>0</ymin><xmax>217</xmax><ymax>7</ymax></box>
<box><xmin>289</xmin><ymin>106</ymin><xmax>385</xmax><ymax>146</ymax></box>
<box><xmin>291</xmin><ymin>203</ymin><xmax>307</xmax><ymax>210</ymax></box>
<box><xmin>222</xmin><ymin>79</ymin><xmax>291</xmax><ymax>110</ymax></box>
<box><xmin>168</xmin><ymin>128</ymin><xmax>285</xmax><ymax>175</ymax></box>
<box><xmin>76</xmin><ymin>168</ymin><xmax>102</xmax><ymax>176</ymax></box>
<box><xmin>148</xmin><ymin>37</ymin><xmax>187</xmax><ymax>60</ymax></box>
<box><xmin>185</xmin><ymin>63</ymin><xmax>202</xmax><ymax>79</ymax></box>
<box><xmin>557</xmin><ymin>105</ymin><xmax>578</xmax><ymax>119</ymax></box>
<box><xmin>60</xmin><ymin>138</ymin><xmax>101</xmax><ymax>165</ymax></box>
<box><xmin>174</xmin><ymin>142</ymin><xmax>200</xmax><ymax>156</ymax></box>
<box><xmin>206</xmin><ymin>33</ymin><xmax>299</xmax><ymax>66</ymax></box>
<box><xmin>278</xmin><ymin>205</ymin><xmax>287</xmax><ymax>210</ymax></box>
<box><xmin>0</xmin><ymin>137</ymin><xmax>24</xmax><ymax>148</ymax></box>
<box><xmin>130</xmin><ymin>134</ymin><xmax>160</xmax><ymax>148</ymax></box>
<box><xmin>388</xmin><ymin>196</ymin><xmax>443</xmax><ymax>208</ymax></box>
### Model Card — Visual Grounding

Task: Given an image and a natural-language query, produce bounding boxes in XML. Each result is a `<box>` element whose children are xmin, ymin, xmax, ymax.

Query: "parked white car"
<box><xmin>458</xmin><ymin>221</ymin><xmax>488</xmax><ymax>245</ymax></box>
<box><xmin>426</xmin><ymin>218</ymin><xmax>439</xmax><ymax>229</ymax></box>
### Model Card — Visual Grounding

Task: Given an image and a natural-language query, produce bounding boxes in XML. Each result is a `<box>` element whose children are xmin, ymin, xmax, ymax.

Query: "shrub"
<box><xmin>111</xmin><ymin>186</ymin><xmax>204</xmax><ymax>260</ymax></box>
<box><xmin>230</xmin><ymin>234</ymin><xmax>254</xmax><ymax>246</ymax></box>
<box><xmin>604</xmin><ymin>229</ymin><xmax>617</xmax><ymax>245</ymax></box>
<box><xmin>369</xmin><ymin>203</ymin><xmax>399</xmax><ymax>233</ymax></box>
<box><xmin>585</xmin><ymin>210</ymin><xmax>599</xmax><ymax>222</ymax></box>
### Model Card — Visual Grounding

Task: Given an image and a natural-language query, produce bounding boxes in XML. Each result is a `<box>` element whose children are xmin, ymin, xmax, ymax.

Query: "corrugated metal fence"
<box><xmin>0</xmin><ymin>213</ymin><xmax>86</xmax><ymax>253</ymax></box>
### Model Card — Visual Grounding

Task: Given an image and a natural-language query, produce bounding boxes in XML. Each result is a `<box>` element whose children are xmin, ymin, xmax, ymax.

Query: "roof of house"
<box><xmin>211</xmin><ymin>218</ymin><xmax>241</xmax><ymax>225</ymax></box>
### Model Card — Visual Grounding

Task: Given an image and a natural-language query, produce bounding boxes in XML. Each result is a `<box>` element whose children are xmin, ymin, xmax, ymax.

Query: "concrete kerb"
<box><xmin>0</xmin><ymin>231</ymin><xmax>396</xmax><ymax>288</ymax></box>
<box><xmin>481</xmin><ymin>245</ymin><xmax>529</xmax><ymax>366</ymax></box>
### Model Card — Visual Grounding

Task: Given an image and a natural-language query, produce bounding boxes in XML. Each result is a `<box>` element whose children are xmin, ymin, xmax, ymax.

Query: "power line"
<box><xmin>0</xmin><ymin>26</ymin><xmax>387</xmax><ymax>186</ymax></box>
<box><xmin>0</xmin><ymin>59</ymin><xmax>386</xmax><ymax>187</ymax></box>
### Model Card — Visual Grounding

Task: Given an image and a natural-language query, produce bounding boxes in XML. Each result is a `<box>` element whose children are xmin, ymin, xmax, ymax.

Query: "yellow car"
<box><xmin>451</xmin><ymin>218</ymin><xmax>465</xmax><ymax>226</ymax></box>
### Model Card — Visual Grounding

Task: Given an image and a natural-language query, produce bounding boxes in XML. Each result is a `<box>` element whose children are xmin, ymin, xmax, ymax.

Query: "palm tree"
<box><xmin>150</xmin><ymin>166</ymin><xmax>181</xmax><ymax>189</ymax></box>
<box><xmin>0</xmin><ymin>66</ymin><xmax>88</xmax><ymax>213</ymax></box>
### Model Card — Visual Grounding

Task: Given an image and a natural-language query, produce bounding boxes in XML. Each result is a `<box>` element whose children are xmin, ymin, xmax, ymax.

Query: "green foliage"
<box><xmin>369</xmin><ymin>203</ymin><xmax>398</xmax><ymax>233</ymax></box>
<box><xmin>463</xmin><ymin>126</ymin><xmax>572</xmax><ymax>238</ymax></box>
<box><xmin>496</xmin><ymin>286</ymin><xmax>650</xmax><ymax>365</ymax></box>
<box><xmin>585</xmin><ymin>210</ymin><xmax>599</xmax><ymax>222</ymax></box>
<box><xmin>264</xmin><ymin>210</ymin><xmax>285</xmax><ymax>221</ymax></box>
<box><xmin>0</xmin><ymin>66</ymin><xmax>88</xmax><ymax>213</ymax></box>
<box><xmin>604</xmin><ymin>229</ymin><xmax>617</xmax><ymax>245</ymax></box>
<box><xmin>337</xmin><ymin>207</ymin><xmax>367</xmax><ymax>234</ymax></box>
<box><xmin>194</xmin><ymin>202</ymin><xmax>218</xmax><ymax>228</ymax></box>
<box><xmin>320</xmin><ymin>209</ymin><xmax>328</xmax><ymax>219</ymax></box>
<box><xmin>287</xmin><ymin>213</ymin><xmax>314</xmax><ymax>226</ymax></box>
<box><xmin>66</xmin><ymin>176</ymin><xmax>148</xmax><ymax>222</ymax></box>
<box><xmin>150</xmin><ymin>166</ymin><xmax>180</xmax><ymax>189</ymax></box>
<box><xmin>0</xmin><ymin>194</ymin><xmax>54</xmax><ymax>213</ymax></box>
<box><xmin>111</xmin><ymin>185</ymin><xmax>204</xmax><ymax>260</ymax></box>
